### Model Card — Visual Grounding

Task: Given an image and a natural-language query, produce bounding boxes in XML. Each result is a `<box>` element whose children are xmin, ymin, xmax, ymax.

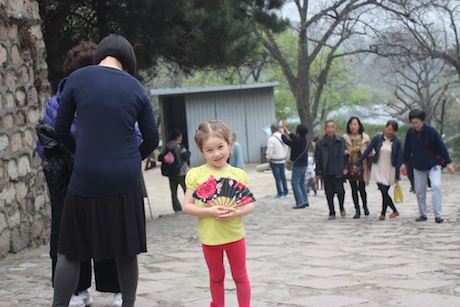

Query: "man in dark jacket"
<box><xmin>315</xmin><ymin>120</ymin><xmax>348</xmax><ymax>219</ymax></box>
<box><xmin>400</xmin><ymin>109</ymin><xmax>454</xmax><ymax>223</ymax></box>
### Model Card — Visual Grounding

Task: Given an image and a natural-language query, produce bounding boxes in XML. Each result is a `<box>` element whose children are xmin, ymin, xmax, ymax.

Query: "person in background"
<box><xmin>35</xmin><ymin>41</ymin><xmax>123</xmax><ymax>307</ymax></box>
<box><xmin>266</xmin><ymin>123</ymin><xmax>289</xmax><ymax>198</ymax></box>
<box><xmin>183</xmin><ymin>120</ymin><xmax>254</xmax><ymax>307</ymax></box>
<box><xmin>159</xmin><ymin>129</ymin><xmax>191</xmax><ymax>212</ymax></box>
<box><xmin>355</xmin><ymin>120</ymin><xmax>403</xmax><ymax>221</ymax></box>
<box><xmin>406</xmin><ymin>156</ymin><xmax>415</xmax><ymax>193</ymax></box>
<box><xmin>53</xmin><ymin>34</ymin><xmax>159</xmax><ymax>307</ymax></box>
<box><xmin>311</xmin><ymin>136</ymin><xmax>319</xmax><ymax>150</ymax></box>
<box><xmin>315</xmin><ymin>121</ymin><xmax>348</xmax><ymax>219</ymax></box>
<box><xmin>229</xmin><ymin>132</ymin><xmax>245</xmax><ymax>169</ymax></box>
<box><xmin>282</xmin><ymin>124</ymin><xmax>310</xmax><ymax>209</ymax></box>
<box><xmin>311</xmin><ymin>136</ymin><xmax>322</xmax><ymax>190</ymax></box>
<box><xmin>305</xmin><ymin>156</ymin><xmax>317</xmax><ymax>195</ymax></box>
<box><xmin>343</xmin><ymin>116</ymin><xmax>371</xmax><ymax>219</ymax></box>
<box><xmin>400</xmin><ymin>109</ymin><xmax>454</xmax><ymax>223</ymax></box>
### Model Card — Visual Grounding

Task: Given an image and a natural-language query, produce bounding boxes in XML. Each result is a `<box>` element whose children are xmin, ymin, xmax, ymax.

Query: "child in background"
<box><xmin>183</xmin><ymin>120</ymin><xmax>255</xmax><ymax>307</ymax></box>
<box><xmin>306</xmin><ymin>156</ymin><xmax>317</xmax><ymax>195</ymax></box>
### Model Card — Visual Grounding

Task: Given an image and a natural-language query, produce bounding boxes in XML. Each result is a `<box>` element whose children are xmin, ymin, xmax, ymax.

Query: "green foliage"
<box><xmin>183</xmin><ymin>28</ymin><xmax>373</xmax><ymax>124</ymax></box>
<box><xmin>38</xmin><ymin>0</ymin><xmax>288</xmax><ymax>91</ymax></box>
<box><xmin>262</xmin><ymin>30</ymin><xmax>373</xmax><ymax>123</ymax></box>
<box><xmin>182</xmin><ymin>70</ymin><xmax>235</xmax><ymax>88</ymax></box>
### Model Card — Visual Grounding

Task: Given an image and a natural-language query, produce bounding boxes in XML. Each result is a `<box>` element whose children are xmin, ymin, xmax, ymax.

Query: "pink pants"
<box><xmin>202</xmin><ymin>238</ymin><xmax>251</xmax><ymax>307</ymax></box>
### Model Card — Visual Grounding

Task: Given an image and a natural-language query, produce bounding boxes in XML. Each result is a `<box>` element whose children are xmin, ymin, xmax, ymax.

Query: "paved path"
<box><xmin>0</xmin><ymin>164</ymin><xmax>459</xmax><ymax>306</ymax></box>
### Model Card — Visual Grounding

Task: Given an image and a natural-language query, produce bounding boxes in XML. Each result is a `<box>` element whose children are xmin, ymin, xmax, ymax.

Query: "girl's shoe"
<box><xmin>390</xmin><ymin>211</ymin><xmax>399</xmax><ymax>219</ymax></box>
<box><xmin>378</xmin><ymin>215</ymin><xmax>385</xmax><ymax>220</ymax></box>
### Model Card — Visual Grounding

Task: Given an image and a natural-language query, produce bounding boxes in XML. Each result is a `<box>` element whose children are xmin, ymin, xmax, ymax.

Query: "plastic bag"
<box><xmin>394</xmin><ymin>181</ymin><xmax>403</xmax><ymax>203</ymax></box>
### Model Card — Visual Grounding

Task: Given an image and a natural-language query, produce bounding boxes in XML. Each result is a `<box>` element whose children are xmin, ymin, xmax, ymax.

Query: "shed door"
<box><xmin>161</xmin><ymin>96</ymin><xmax>189</xmax><ymax>149</ymax></box>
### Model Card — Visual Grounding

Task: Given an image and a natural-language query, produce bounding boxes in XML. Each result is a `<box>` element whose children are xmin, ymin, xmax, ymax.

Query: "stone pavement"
<box><xmin>0</xmin><ymin>164</ymin><xmax>459</xmax><ymax>307</ymax></box>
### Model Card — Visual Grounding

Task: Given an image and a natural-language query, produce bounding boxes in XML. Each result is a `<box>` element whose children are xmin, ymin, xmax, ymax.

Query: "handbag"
<box><xmin>436</xmin><ymin>154</ymin><xmax>447</xmax><ymax>168</ymax></box>
<box><xmin>413</xmin><ymin>131</ymin><xmax>447</xmax><ymax>168</ymax></box>
<box><xmin>347</xmin><ymin>164</ymin><xmax>363</xmax><ymax>181</ymax></box>
<box><xmin>394</xmin><ymin>181</ymin><xmax>403</xmax><ymax>203</ymax></box>
<box><xmin>286</xmin><ymin>144</ymin><xmax>308</xmax><ymax>171</ymax></box>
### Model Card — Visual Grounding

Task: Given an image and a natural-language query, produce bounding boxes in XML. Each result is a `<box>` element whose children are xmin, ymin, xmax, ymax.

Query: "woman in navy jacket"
<box><xmin>355</xmin><ymin>120</ymin><xmax>403</xmax><ymax>220</ymax></box>
<box><xmin>52</xmin><ymin>34</ymin><xmax>159</xmax><ymax>307</ymax></box>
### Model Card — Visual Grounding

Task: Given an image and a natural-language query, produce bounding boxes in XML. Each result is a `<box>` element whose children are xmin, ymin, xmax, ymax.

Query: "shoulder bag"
<box><xmin>286</xmin><ymin>144</ymin><xmax>308</xmax><ymax>171</ymax></box>
<box><xmin>347</xmin><ymin>136</ymin><xmax>364</xmax><ymax>181</ymax></box>
<box><xmin>413</xmin><ymin>131</ymin><xmax>447</xmax><ymax>168</ymax></box>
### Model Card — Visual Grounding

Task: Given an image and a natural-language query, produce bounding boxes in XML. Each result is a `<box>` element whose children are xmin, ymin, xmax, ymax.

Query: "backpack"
<box><xmin>160</xmin><ymin>144</ymin><xmax>181</xmax><ymax>177</ymax></box>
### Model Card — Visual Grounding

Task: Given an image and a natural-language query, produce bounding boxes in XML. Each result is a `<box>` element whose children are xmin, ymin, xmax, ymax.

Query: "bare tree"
<box><xmin>375</xmin><ymin>51</ymin><xmax>458</xmax><ymax>126</ymax></box>
<box><xmin>252</xmin><ymin>0</ymin><xmax>379</xmax><ymax>134</ymax></box>
<box><xmin>374</xmin><ymin>0</ymin><xmax>460</xmax><ymax>80</ymax></box>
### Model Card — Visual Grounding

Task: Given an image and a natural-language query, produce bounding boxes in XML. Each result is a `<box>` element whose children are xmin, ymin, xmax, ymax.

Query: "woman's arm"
<box><xmin>343</xmin><ymin>134</ymin><xmax>352</xmax><ymax>155</ymax></box>
<box><xmin>355</xmin><ymin>135</ymin><xmax>377</xmax><ymax>166</ymax></box>
<box><xmin>54</xmin><ymin>94</ymin><xmax>77</xmax><ymax>154</ymax></box>
<box><xmin>281</xmin><ymin>134</ymin><xmax>294</xmax><ymax>146</ymax></box>
<box><xmin>137</xmin><ymin>97</ymin><xmax>159</xmax><ymax>160</ymax></box>
<box><xmin>394</xmin><ymin>139</ymin><xmax>403</xmax><ymax>180</ymax></box>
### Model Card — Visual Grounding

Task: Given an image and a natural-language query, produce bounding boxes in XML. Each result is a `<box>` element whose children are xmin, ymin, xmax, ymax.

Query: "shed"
<box><xmin>150</xmin><ymin>82</ymin><xmax>278</xmax><ymax>166</ymax></box>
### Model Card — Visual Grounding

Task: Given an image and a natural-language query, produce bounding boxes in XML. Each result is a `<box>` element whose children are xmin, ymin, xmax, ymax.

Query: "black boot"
<box><xmin>363</xmin><ymin>204</ymin><xmax>369</xmax><ymax>216</ymax></box>
<box><xmin>354</xmin><ymin>206</ymin><xmax>361</xmax><ymax>219</ymax></box>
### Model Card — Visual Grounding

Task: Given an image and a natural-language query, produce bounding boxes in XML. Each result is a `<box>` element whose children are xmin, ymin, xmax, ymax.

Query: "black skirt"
<box><xmin>58</xmin><ymin>188</ymin><xmax>146</xmax><ymax>262</ymax></box>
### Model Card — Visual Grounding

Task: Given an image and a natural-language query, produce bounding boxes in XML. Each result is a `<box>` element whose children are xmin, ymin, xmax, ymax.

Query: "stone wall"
<box><xmin>0</xmin><ymin>0</ymin><xmax>51</xmax><ymax>258</ymax></box>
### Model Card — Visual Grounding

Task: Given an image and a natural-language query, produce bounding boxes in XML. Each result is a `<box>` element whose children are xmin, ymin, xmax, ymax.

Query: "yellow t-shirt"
<box><xmin>185</xmin><ymin>164</ymin><xmax>250</xmax><ymax>246</ymax></box>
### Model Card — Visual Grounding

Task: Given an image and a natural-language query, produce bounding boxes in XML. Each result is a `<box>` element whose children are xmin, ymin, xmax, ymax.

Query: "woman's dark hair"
<box><xmin>386</xmin><ymin>120</ymin><xmax>399</xmax><ymax>132</ymax></box>
<box><xmin>63</xmin><ymin>41</ymin><xmax>98</xmax><ymax>76</ymax></box>
<box><xmin>346</xmin><ymin>116</ymin><xmax>364</xmax><ymax>134</ymax></box>
<box><xmin>296</xmin><ymin>124</ymin><xmax>309</xmax><ymax>137</ymax></box>
<box><xmin>168</xmin><ymin>129</ymin><xmax>182</xmax><ymax>141</ymax></box>
<box><xmin>408</xmin><ymin>109</ymin><xmax>426</xmax><ymax>122</ymax></box>
<box><xmin>95</xmin><ymin>34</ymin><xmax>137</xmax><ymax>76</ymax></box>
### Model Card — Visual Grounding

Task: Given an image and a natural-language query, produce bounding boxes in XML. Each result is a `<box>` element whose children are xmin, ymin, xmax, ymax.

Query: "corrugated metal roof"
<box><xmin>150</xmin><ymin>81</ymin><xmax>279</xmax><ymax>96</ymax></box>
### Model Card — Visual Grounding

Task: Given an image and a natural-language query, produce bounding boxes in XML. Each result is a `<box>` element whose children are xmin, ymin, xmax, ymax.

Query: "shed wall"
<box><xmin>184</xmin><ymin>88</ymin><xmax>275</xmax><ymax>166</ymax></box>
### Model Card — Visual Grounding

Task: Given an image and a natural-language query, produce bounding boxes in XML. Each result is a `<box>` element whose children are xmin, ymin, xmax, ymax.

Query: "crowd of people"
<box><xmin>266</xmin><ymin>111</ymin><xmax>455</xmax><ymax>224</ymax></box>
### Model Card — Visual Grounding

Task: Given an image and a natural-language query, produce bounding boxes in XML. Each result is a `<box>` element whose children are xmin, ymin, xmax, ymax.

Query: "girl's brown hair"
<box><xmin>194</xmin><ymin>120</ymin><xmax>232</xmax><ymax>150</ymax></box>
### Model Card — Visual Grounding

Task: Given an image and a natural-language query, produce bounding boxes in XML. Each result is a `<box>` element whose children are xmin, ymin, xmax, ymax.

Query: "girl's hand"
<box><xmin>209</xmin><ymin>206</ymin><xmax>230</xmax><ymax>217</ymax></box>
<box><xmin>216</xmin><ymin>207</ymin><xmax>238</xmax><ymax>221</ymax></box>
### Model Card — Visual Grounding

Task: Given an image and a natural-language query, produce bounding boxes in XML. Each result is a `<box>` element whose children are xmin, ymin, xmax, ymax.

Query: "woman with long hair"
<box><xmin>343</xmin><ymin>116</ymin><xmax>371</xmax><ymax>218</ymax></box>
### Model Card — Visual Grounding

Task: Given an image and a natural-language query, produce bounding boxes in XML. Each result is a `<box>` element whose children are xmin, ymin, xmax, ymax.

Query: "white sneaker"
<box><xmin>69</xmin><ymin>289</ymin><xmax>93</xmax><ymax>307</ymax></box>
<box><xmin>110</xmin><ymin>292</ymin><xmax>123</xmax><ymax>307</ymax></box>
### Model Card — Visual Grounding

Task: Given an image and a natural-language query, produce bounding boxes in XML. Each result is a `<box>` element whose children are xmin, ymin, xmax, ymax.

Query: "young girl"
<box><xmin>183</xmin><ymin>120</ymin><xmax>255</xmax><ymax>307</ymax></box>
